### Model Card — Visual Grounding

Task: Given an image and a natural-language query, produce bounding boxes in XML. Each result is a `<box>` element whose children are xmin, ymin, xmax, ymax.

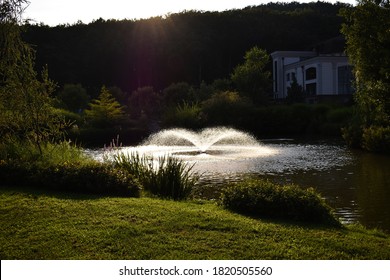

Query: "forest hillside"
<box><xmin>24</xmin><ymin>1</ymin><xmax>350</xmax><ymax>96</ymax></box>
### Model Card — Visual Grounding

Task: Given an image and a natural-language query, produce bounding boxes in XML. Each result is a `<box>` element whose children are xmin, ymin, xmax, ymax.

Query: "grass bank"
<box><xmin>1</xmin><ymin>186</ymin><xmax>389</xmax><ymax>260</ymax></box>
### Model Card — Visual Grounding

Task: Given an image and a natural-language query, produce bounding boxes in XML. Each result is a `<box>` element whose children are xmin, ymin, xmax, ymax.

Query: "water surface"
<box><xmin>96</xmin><ymin>139</ymin><xmax>390</xmax><ymax>232</ymax></box>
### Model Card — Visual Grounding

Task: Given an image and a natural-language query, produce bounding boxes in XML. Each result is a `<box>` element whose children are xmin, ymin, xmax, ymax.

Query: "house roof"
<box><xmin>270</xmin><ymin>51</ymin><xmax>316</xmax><ymax>59</ymax></box>
<box><xmin>283</xmin><ymin>55</ymin><xmax>350</xmax><ymax>71</ymax></box>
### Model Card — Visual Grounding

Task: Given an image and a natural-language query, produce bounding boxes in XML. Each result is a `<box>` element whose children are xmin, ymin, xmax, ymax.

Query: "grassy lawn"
<box><xmin>1</xmin><ymin>186</ymin><xmax>389</xmax><ymax>260</ymax></box>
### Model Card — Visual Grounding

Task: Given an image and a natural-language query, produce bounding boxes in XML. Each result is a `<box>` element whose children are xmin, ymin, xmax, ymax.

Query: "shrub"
<box><xmin>220</xmin><ymin>178</ymin><xmax>340</xmax><ymax>226</ymax></box>
<box><xmin>201</xmin><ymin>91</ymin><xmax>255</xmax><ymax>127</ymax></box>
<box><xmin>0</xmin><ymin>140</ymin><xmax>141</xmax><ymax>197</ymax></box>
<box><xmin>112</xmin><ymin>152</ymin><xmax>198</xmax><ymax>200</ymax></box>
<box><xmin>162</xmin><ymin>102</ymin><xmax>204</xmax><ymax>129</ymax></box>
<box><xmin>362</xmin><ymin>126</ymin><xmax>390</xmax><ymax>154</ymax></box>
<box><xmin>342</xmin><ymin>122</ymin><xmax>363</xmax><ymax>149</ymax></box>
<box><xmin>162</xmin><ymin>82</ymin><xmax>196</xmax><ymax>107</ymax></box>
<box><xmin>326</xmin><ymin>107</ymin><xmax>353</xmax><ymax>123</ymax></box>
<box><xmin>0</xmin><ymin>160</ymin><xmax>141</xmax><ymax>197</ymax></box>
<box><xmin>54</xmin><ymin>108</ymin><xmax>84</xmax><ymax>126</ymax></box>
<box><xmin>0</xmin><ymin>138</ymin><xmax>90</xmax><ymax>167</ymax></box>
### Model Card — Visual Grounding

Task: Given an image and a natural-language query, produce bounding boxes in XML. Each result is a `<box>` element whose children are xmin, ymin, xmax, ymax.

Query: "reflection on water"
<box><xmin>92</xmin><ymin>140</ymin><xmax>390</xmax><ymax>232</ymax></box>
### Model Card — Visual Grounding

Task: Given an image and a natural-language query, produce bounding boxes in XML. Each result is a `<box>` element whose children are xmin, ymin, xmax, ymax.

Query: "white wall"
<box><xmin>320</xmin><ymin>62</ymin><xmax>334</xmax><ymax>95</ymax></box>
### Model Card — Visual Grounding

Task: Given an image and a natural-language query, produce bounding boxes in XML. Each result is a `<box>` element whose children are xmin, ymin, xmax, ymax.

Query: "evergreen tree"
<box><xmin>85</xmin><ymin>86</ymin><xmax>125</xmax><ymax>128</ymax></box>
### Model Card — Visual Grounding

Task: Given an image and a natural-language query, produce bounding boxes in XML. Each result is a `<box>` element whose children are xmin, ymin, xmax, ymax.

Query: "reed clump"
<box><xmin>112</xmin><ymin>152</ymin><xmax>198</xmax><ymax>200</ymax></box>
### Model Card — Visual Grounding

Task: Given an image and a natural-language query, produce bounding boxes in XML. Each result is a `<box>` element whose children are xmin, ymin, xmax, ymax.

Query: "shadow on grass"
<box><xmin>223</xmin><ymin>207</ymin><xmax>345</xmax><ymax>233</ymax></box>
<box><xmin>0</xmin><ymin>185</ymin><xmax>115</xmax><ymax>201</ymax></box>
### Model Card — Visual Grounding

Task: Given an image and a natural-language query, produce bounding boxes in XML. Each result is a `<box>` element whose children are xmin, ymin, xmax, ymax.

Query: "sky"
<box><xmin>24</xmin><ymin>0</ymin><xmax>356</xmax><ymax>26</ymax></box>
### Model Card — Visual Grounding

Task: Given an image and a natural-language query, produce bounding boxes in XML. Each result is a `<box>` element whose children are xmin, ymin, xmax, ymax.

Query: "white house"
<box><xmin>271</xmin><ymin>48</ymin><xmax>354</xmax><ymax>102</ymax></box>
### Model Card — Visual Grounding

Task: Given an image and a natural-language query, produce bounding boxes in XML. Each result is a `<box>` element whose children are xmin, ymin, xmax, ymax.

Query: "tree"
<box><xmin>340</xmin><ymin>0</ymin><xmax>390</xmax><ymax>152</ymax></box>
<box><xmin>341</xmin><ymin>0</ymin><xmax>390</xmax><ymax>124</ymax></box>
<box><xmin>0</xmin><ymin>0</ymin><xmax>28</xmax><ymax>23</ymax></box>
<box><xmin>107</xmin><ymin>86</ymin><xmax>127</xmax><ymax>106</ymax></box>
<box><xmin>57</xmin><ymin>83</ymin><xmax>90</xmax><ymax>113</ymax></box>
<box><xmin>128</xmin><ymin>86</ymin><xmax>161</xmax><ymax>119</ymax></box>
<box><xmin>231</xmin><ymin>46</ymin><xmax>272</xmax><ymax>104</ymax></box>
<box><xmin>0</xmin><ymin>0</ymin><xmax>66</xmax><ymax>155</ymax></box>
<box><xmin>84</xmin><ymin>86</ymin><xmax>125</xmax><ymax>128</ymax></box>
<box><xmin>286</xmin><ymin>75</ymin><xmax>304</xmax><ymax>103</ymax></box>
<box><xmin>162</xmin><ymin>82</ymin><xmax>195</xmax><ymax>107</ymax></box>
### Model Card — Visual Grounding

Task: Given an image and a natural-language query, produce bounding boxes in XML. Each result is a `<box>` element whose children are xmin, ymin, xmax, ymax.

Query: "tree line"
<box><xmin>23</xmin><ymin>1</ymin><xmax>349</xmax><ymax>96</ymax></box>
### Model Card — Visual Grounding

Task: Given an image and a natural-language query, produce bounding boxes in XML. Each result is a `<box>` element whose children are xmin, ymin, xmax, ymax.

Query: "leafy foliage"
<box><xmin>0</xmin><ymin>0</ymin><xmax>28</xmax><ymax>23</ymax></box>
<box><xmin>0</xmin><ymin>137</ymin><xmax>87</xmax><ymax>166</ymax></box>
<box><xmin>128</xmin><ymin>86</ymin><xmax>161</xmax><ymax>120</ymax></box>
<box><xmin>57</xmin><ymin>83</ymin><xmax>90</xmax><ymax>113</ymax></box>
<box><xmin>340</xmin><ymin>0</ymin><xmax>390</xmax><ymax>152</ymax></box>
<box><xmin>0</xmin><ymin>0</ymin><xmax>68</xmax><ymax>155</ymax></box>
<box><xmin>362</xmin><ymin>125</ymin><xmax>390</xmax><ymax>153</ymax></box>
<box><xmin>231</xmin><ymin>47</ymin><xmax>271</xmax><ymax>104</ymax></box>
<box><xmin>202</xmin><ymin>91</ymin><xmax>255</xmax><ymax>127</ymax></box>
<box><xmin>162</xmin><ymin>82</ymin><xmax>196</xmax><ymax>107</ymax></box>
<box><xmin>162</xmin><ymin>102</ymin><xmax>204</xmax><ymax>129</ymax></box>
<box><xmin>220</xmin><ymin>178</ymin><xmax>340</xmax><ymax>226</ymax></box>
<box><xmin>0</xmin><ymin>160</ymin><xmax>141</xmax><ymax>197</ymax></box>
<box><xmin>0</xmin><ymin>136</ymin><xmax>141</xmax><ymax>197</ymax></box>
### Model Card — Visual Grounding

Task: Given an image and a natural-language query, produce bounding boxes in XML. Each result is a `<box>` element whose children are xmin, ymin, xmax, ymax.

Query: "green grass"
<box><xmin>1</xmin><ymin>186</ymin><xmax>389</xmax><ymax>260</ymax></box>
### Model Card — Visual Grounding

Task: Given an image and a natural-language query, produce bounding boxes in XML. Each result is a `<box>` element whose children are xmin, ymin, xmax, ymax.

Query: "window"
<box><xmin>286</xmin><ymin>73</ymin><xmax>290</xmax><ymax>82</ymax></box>
<box><xmin>338</xmin><ymin>65</ymin><xmax>354</xmax><ymax>94</ymax></box>
<box><xmin>305</xmin><ymin>67</ymin><xmax>316</xmax><ymax>80</ymax></box>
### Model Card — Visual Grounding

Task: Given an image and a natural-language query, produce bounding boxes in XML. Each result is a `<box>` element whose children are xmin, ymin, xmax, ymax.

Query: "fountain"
<box><xmin>118</xmin><ymin>127</ymin><xmax>278</xmax><ymax>162</ymax></box>
<box><xmin>142</xmin><ymin>127</ymin><xmax>264</xmax><ymax>155</ymax></box>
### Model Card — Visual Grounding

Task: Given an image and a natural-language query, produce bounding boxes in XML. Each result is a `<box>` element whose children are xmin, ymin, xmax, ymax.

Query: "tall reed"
<box><xmin>112</xmin><ymin>152</ymin><xmax>198</xmax><ymax>200</ymax></box>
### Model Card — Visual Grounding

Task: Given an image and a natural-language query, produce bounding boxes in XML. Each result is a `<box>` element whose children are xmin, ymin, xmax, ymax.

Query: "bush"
<box><xmin>201</xmin><ymin>91</ymin><xmax>255</xmax><ymax>127</ymax></box>
<box><xmin>326</xmin><ymin>107</ymin><xmax>352</xmax><ymax>123</ymax></box>
<box><xmin>162</xmin><ymin>102</ymin><xmax>204</xmax><ymax>129</ymax></box>
<box><xmin>342</xmin><ymin>122</ymin><xmax>363</xmax><ymax>149</ymax></box>
<box><xmin>112</xmin><ymin>152</ymin><xmax>198</xmax><ymax>200</ymax></box>
<box><xmin>0</xmin><ymin>140</ymin><xmax>141</xmax><ymax>197</ymax></box>
<box><xmin>0</xmin><ymin>160</ymin><xmax>141</xmax><ymax>197</ymax></box>
<box><xmin>362</xmin><ymin>126</ymin><xmax>390</xmax><ymax>154</ymax></box>
<box><xmin>220</xmin><ymin>178</ymin><xmax>340</xmax><ymax>226</ymax></box>
<box><xmin>54</xmin><ymin>108</ymin><xmax>84</xmax><ymax>126</ymax></box>
<box><xmin>0</xmin><ymin>138</ymin><xmax>90</xmax><ymax>167</ymax></box>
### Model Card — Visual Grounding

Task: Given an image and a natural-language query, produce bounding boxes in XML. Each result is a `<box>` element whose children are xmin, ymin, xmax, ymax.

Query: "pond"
<box><xmin>94</xmin><ymin>128</ymin><xmax>390</xmax><ymax>232</ymax></box>
<box><xmin>187</xmin><ymin>140</ymin><xmax>390</xmax><ymax>232</ymax></box>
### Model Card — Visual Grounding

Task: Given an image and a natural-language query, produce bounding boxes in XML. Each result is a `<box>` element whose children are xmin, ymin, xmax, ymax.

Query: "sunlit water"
<box><xmin>89</xmin><ymin>128</ymin><xmax>390</xmax><ymax>232</ymax></box>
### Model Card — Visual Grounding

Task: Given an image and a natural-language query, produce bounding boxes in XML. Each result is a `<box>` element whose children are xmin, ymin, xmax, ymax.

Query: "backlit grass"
<box><xmin>1</xmin><ymin>186</ymin><xmax>389</xmax><ymax>260</ymax></box>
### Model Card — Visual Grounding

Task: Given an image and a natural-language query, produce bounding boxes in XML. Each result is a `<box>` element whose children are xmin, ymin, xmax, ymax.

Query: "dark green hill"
<box><xmin>23</xmin><ymin>1</ymin><xmax>351</xmax><ymax>96</ymax></box>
